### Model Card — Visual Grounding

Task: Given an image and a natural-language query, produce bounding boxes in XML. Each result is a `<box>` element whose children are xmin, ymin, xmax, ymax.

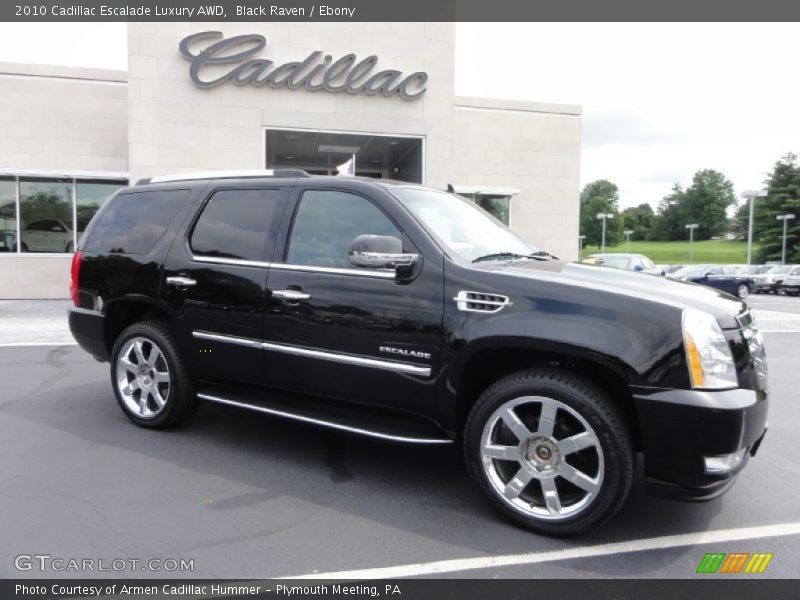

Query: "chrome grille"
<box><xmin>453</xmin><ymin>291</ymin><xmax>512</xmax><ymax>313</ymax></box>
<box><xmin>738</xmin><ymin>311</ymin><xmax>767</xmax><ymax>382</ymax></box>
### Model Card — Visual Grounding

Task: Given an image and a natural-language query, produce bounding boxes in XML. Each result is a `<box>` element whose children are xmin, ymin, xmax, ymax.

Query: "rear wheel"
<box><xmin>737</xmin><ymin>283</ymin><xmax>750</xmax><ymax>299</ymax></box>
<box><xmin>111</xmin><ymin>321</ymin><xmax>197</xmax><ymax>429</ymax></box>
<box><xmin>464</xmin><ymin>368</ymin><xmax>634</xmax><ymax>535</ymax></box>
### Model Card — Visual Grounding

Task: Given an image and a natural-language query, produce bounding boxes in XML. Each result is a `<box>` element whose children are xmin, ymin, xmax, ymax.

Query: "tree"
<box><xmin>621</xmin><ymin>203</ymin><xmax>655</xmax><ymax>240</ymax></box>
<box><xmin>579</xmin><ymin>180</ymin><xmax>624</xmax><ymax>248</ymax></box>
<box><xmin>753</xmin><ymin>153</ymin><xmax>800</xmax><ymax>263</ymax></box>
<box><xmin>649</xmin><ymin>170</ymin><xmax>736</xmax><ymax>241</ymax></box>
<box><xmin>680</xmin><ymin>169</ymin><xmax>736</xmax><ymax>239</ymax></box>
<box><xmin>650</xmin><ymin>183</ymin><xmax>685</xmax><ymax>240</ymax></box>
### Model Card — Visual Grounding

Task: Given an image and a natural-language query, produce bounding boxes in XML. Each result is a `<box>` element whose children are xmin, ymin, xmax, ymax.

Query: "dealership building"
<box><xmin>0</xmin><ymin>23</ymin><xmax>581</xmax><ymax>299</ymax></box>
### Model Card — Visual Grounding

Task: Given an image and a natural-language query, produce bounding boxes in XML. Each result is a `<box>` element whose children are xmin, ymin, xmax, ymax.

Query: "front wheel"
<box><xmin>110</xmin><ymin>321</ymin><xmax>198</xmax><ymax>429</ymax></box>
<box><xmin>464</xmin><ymin>369</ymin><xmax>634</xmax><ymax>535</ymax></box>
<box><xmin>737</xmin><ymin>284</ymin><xmax>750</xmax><ymax>299</ymax></box>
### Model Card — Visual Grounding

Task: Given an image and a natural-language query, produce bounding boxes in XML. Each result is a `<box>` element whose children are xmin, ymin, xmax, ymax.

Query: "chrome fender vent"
<box><xmin>454</xmin><ymin>290</ymin><xmax>512</xmax><ymax>313</ymax></box>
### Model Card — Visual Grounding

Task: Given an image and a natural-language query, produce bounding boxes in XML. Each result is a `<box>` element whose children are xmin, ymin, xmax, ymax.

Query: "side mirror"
<box><xmin>348</xmin><ymin>235</ymin><xmax>419</xmax><ymax>272</ymax></box>
<box><xmin>633</xmin><ymin>264</ymin><xmax>644</xmax><ymax>272</ymax></box>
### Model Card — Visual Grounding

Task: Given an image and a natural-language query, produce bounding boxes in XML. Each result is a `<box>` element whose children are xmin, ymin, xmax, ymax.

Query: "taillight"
<box><xmin>70</xmin><ymin>250</ymin><xmax>83</xmax><ymax>306</ymax></box>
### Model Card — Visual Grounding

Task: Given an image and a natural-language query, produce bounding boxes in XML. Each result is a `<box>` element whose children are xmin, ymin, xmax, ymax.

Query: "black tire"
<box><xmin>21</xmin><ymin>242</ymin><xmax>29</xmax><ymax>252</ymax></box>
<box><xmin>737</xmin><ymin>284</ymin><xmax>750</xmax><ymax>299</ymax></box>
<box><xmin>464</xmin><ymin>368</ymin><xmax>634</xmax><ymax>536</ymax></box>
<box><xmin>110</xmin><ymin>320</ymin><xmax>198</xmax><ymax>429</ymax></box>
<box><xmin>65</xmin><ymin>241</ymin><xmax>74</xmax><ymax>253</ymax></box>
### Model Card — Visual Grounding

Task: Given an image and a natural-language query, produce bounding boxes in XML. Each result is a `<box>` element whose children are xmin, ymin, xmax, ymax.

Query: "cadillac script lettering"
<box><xmin>179</xmin><ymin>31</ymin><xmax>428</xmax><ymax>101</ymax></box>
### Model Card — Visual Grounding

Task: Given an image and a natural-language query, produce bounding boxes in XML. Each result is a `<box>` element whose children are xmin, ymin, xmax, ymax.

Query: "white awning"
<box><xmin>451</xmin><ymin>185</ymin><xmax>521</xmax><ymax>197</ymax></box>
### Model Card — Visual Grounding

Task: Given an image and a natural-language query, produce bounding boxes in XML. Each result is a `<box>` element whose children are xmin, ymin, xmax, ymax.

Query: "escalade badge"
<box><xmin>379</xmin><ymin>346</ymin><xmax>431</xmax><ymax>360</ymax></box>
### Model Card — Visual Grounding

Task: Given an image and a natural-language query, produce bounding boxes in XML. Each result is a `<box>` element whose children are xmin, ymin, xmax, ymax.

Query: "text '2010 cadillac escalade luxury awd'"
<box><xmin>68</xmin><ymin>170</ymin><xmax>768</xmax><ymax>535</ymax></box>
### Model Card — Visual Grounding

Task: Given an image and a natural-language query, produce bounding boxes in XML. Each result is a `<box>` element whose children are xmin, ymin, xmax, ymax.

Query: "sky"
<box><xmin>0</xmin><ymin>22</ymin><xmax>797</xmax><ymax>211</ymax></box>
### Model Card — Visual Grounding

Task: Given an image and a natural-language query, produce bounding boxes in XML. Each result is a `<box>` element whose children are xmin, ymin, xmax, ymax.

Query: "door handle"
<box><xmin>166</xmin><ymin>276</ymin><xmax>197</xmax><ymax>287</ymax></box>
<box><xmin>272</xmin><ymin>289</ymin><xmax>311</xmax><ymax>301</ymax></box>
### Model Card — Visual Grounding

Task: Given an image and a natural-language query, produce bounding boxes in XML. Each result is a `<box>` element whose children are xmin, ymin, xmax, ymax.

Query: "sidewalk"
<box><xmin>0</xmin><ymin>300</ymin><xmax>74</xmax><ymax>345</ymax></box>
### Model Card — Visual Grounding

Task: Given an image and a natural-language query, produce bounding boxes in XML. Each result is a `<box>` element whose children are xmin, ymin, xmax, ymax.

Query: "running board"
<box><xmin>198</xmin><ymin>392</ymin><xmax>454</xmax><ymax>445</ymax></box>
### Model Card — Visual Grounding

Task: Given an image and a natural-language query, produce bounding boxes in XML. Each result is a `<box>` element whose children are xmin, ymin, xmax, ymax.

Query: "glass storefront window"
<box><xmin>19</xmin><ymin>178</ymin><xmax>73</xmax><ymax>253</ymax></box>
<box><xmin>0</xmin><ymin>176</ymin><xmax>126</xmax><ymax>254</ymax></box>
<box><xmin>0</xmin><ymin>178</ymin><xmax>15</xmax><ymax>253</ymax></box>
<box><xmin>474</xmin><ymin>195</ymin><xmax>511</xmax><ymax>226</ymax></box>
<box><xmin>76</xmin><ymin>180</ymin><xmax>125</xmax><ymax>242</ymax></box>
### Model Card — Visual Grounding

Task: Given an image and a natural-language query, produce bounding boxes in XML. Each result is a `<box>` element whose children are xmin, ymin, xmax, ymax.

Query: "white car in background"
<box><xmin>587</xmin><ymin>253</ymin><xmax>665</xmax><ymax>276</ymax></box>
<box><xmin>753</xmin><ymin>264</ymin><xmax>797</xmax><ymax>294</ymax></box>
<box><xmin>20</xmin><ymin>219</ymin><xmax>74</xmax><ymax>253</ymax></box>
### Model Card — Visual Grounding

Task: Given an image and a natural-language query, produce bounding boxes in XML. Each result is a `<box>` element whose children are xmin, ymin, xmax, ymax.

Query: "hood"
<box><xmin>480</xmin><ymin>259</ymin><xmax>747</xmax><ymax>329</ymax></box>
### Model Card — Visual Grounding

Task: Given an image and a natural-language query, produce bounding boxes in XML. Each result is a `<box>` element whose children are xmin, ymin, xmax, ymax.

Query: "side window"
<box><xmin>191</xmin><ymin>189</ymin><xmax>285</xmax><ymax>261</ymax></box>
<box><xmin>287</xmin><ymin>190</ymin><xmax>401</xmax><ymax>268</ymax></box>
<box><xmin>83</xmin><ymin>189</ymin><xmax>190</xmax><ymax>255</ymax></box>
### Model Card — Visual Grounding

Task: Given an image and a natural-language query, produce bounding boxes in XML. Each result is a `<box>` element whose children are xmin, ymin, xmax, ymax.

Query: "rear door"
<box><xmin>161</xmin><ymin>184</ymin><xmax>290</xmax><ymax>386</ymax></box>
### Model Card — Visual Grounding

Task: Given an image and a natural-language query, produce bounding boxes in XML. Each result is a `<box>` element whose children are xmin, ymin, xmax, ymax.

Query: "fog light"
<box><xmin>704</xmin><ymin>448</ymin><xmax>748</xmax><ymax>474</ymax></box>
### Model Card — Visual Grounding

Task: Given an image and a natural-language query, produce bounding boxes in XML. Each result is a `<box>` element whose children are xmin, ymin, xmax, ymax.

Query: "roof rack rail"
<box><xmin>136</xmin><ymin>169</ymin><xmax>311</xmax><ymax>185</ymax></box>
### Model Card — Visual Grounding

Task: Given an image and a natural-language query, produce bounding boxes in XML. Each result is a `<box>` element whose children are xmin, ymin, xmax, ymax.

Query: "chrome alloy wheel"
<box><xmin>480</xmin><ymin>396</ymin><xmax>604</xmax><ymax>521</ymax></box>
<box><xmin>115</xmin><ymin>336</ymin><xmax>171</xmax><ymax>419</ymax></box>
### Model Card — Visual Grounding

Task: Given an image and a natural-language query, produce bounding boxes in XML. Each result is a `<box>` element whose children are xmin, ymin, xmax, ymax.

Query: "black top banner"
<box><xmin>3</xmin><ymin>0</ymin><xmax>800</xmax><ymax>22</ymax></box>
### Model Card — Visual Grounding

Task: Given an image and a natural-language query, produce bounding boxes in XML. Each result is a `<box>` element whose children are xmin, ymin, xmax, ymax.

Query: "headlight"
<box><xmin>682</xmin><ymin>309</ymin><xmax>738</xmax><ymax>389</ymax></box>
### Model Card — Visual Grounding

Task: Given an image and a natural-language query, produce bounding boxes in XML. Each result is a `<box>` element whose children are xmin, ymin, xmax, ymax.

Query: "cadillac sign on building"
<box><xmin>179</xmin><ymin>31</ymin><xmax>429</xmax><ymax>100</ymax></box>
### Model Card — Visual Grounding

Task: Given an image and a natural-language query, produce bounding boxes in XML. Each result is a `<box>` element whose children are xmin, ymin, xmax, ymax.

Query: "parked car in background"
<box><xmin>778</xmin><ymin>266</ymin><xmax>800</xmax><ymax>296</ymax></box>
<box><xmin>587</xmin><ymin>253</ymin><xmax>664</xmax><ymax>275</ymax></box>
<box><xmin>663</xmin><ymin>264</ymin><xmax>685</xmax><ymax>276</ymax></box>
<box><xmin>672</xmin><ymin>265</ymin><xmax>754</xmax><ymax>299</ymax></box>
<box><xmin>20</xmin><ymin>218</ymin><xmax>74</xmax><ymax>253</ymax></box>
<box><xmin>753</xmin><ymin>265</ymin><xmax>797</xmax><ymax>294</ymax></box>
<box><xmin>733</xmin><ymin>265</ymin><xmax>769</xmax><ymax>276</ymax></box>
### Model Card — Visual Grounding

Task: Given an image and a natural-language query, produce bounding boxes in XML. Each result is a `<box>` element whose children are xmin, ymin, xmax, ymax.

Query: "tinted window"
<box><xmin>19</xmin><ymin>178</ymin><xmax>72</xmax><ymax>253</ymax></box>
<box><xmin>190</xmin><ymin>189</ymin><xmax>285</xmax><ymax>261</ymax></box>
<box><xmin>83</xmin><ymin>189</ymin><xmax>189</xmax><ymax>255</ymax></box>
<box><xmin>287</xmin><ymin>190</ymin><xmax>401</xmax><ymax>268</ymax></box>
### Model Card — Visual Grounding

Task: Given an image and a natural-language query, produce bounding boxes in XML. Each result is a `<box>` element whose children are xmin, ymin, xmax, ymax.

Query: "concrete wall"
<box><xmin>0</xmin><ymin>62</ymin><xmax>128</xmax><ymax>172</ymax></box>
<box><xmin>453</xmin><ymin>97</ymin><xmax>582</xmax><ymax>261</ymax></box>
<box><xmin>0</xmin><ymin>63</ymin><xmax>128</xmax><ymax>299</ymax></box>
<box><xmin>127</xmin><ymin>23</ymin><xmax>456</xmax><ymax>188</ymax></box>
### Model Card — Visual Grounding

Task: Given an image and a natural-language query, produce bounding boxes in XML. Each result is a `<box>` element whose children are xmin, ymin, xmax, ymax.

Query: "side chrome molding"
<box><xmin>198</xmin><ymin>393</ymin><xmax>453</xmax><ymax>445</ymax></box>
<box><xmin>191</xmin><ymin>255</ymin><xmax>395</xmax><ymax>279</ymax></box>
<box><xmin>192</xmin><ymin>331</ymin><xmax>432</xmax><ymax>377</ymax></box>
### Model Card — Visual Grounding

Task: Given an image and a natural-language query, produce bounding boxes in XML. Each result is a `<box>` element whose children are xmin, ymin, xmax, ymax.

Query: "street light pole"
<box><xmin>776</xmin><ymin>214</ymin><xmax>796</xmax><ymax>264</ymax></box>
<box><xmin>685</xmin><ymin>223</ymin><xmax>699</xmax><ymax>261</ymax></box>
<box><xmin>597</xmin><ymin>213</ymin><xmax>614</xmax><ymax>253</ymax></box>
<box><xmin>624</xmin><ymin>229</ymin><xmax>633</xmax><ymax>253</ymax></box>
<box><xmin>578</xmin><ymin>235</ymin><xmax>586</xmax><ymax>258</ymax></box>
<box><xmin>742</xmin><ymin>189</ymin><xmax>768</xmax><ymax>265</ymax></box>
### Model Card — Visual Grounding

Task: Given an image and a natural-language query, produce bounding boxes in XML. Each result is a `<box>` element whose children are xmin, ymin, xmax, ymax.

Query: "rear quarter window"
<box><xmin>82</xmin><ymin>189</ymin><xmax>190</xmax><ymax>255</ymax></box>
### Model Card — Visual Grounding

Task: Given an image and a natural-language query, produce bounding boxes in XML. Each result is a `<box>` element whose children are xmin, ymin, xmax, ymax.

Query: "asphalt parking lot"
<box><xmin>1</xmin><ymin>295</ymin><xmax>799</xmax><ymax>579</ymax></box>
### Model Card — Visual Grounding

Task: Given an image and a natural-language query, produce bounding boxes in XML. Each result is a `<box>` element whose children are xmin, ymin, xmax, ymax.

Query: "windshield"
<box><xmin>390</xmin><ymin>187</ymin><xmax>539</xmax><ymax>262</ymax></box>
<box><xmin>675</xmin><ymin>265</ymin><xmax>708</xmax><ymax>276</ymax></box>
<box><xmin>767</xmin><ymin>266</ymin><xmax>792</xmax><ymax>274</ymax></box>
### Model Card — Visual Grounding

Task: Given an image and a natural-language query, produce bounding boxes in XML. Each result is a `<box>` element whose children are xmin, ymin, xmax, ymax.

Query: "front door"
<box><xmin>161</xmin><ymin>185</ymin><xmax>289</xmax><ymax>386</ymax></box>
<box><xmin>263</xmin><ymin>187</ymin><xmax>443</xmax><ymax>418</ymax></box>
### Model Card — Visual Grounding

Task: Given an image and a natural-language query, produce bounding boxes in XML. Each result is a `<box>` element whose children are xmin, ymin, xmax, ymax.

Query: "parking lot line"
<box><xmin>281</xmin><ymin>521</ymin><xmax>800</xmax><ymax>579</ymax></box>
<box><xmin>0</xmin><ymin>341</ymin><xmax>77</xmax><ymax>347</ymax></box>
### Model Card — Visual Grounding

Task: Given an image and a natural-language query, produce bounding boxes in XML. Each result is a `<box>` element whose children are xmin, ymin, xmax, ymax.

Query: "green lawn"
<box><xmin>581</xmin><ymin>239</ymin><xmax>756</xmax><ymax>264</ymax></box>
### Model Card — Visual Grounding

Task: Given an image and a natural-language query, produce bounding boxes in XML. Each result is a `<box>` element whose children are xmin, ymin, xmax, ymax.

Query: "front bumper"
<box><xmin>632</xmin><ymin>387</ymin><xmax>768</xmax><ymax>502</ymax></box>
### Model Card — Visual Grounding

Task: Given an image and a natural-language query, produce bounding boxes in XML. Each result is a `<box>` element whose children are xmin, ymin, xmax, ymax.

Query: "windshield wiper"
<box><xmin>472</xmin><ymin>252</ymin><xmax>529</xmax><ymax>263</ymax></box>
<box><xmin>472</xmin><ymin>250</ymin><xmax>556</xmax><ymax>263</ymax></box>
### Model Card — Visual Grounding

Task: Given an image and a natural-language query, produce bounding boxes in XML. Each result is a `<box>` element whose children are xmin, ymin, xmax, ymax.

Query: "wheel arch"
<box><xmin>444</xmin><ymin>338</ymin><xmax>642</xmax><ymax>449</ymax></box>
<box><xmin>102</xmin><ymin>297</ymin><xmax>180</xmax><ymax>356</ymax></box>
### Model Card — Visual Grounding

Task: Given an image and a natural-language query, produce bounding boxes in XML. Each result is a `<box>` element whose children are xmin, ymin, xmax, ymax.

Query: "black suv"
<box><xmin>69</xmin><ymin>171</ymin><xmax>768</xmax><ymax>535</ymax></box>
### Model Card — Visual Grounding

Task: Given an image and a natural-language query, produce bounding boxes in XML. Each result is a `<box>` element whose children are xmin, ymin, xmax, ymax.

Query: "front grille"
<box><xmin>783</xmin><ymin>275</ymin><xmax>800</xmax><ymax>286</ymax></box>
<box><xmin>453</xmin><ymin>290</ymin><xmax>512</xmax><ymax>313</ymax></box>
<box><xmin>737</xmin><ymin>310</ymin><xmax>767</xmax><ymax>387</ymax></box>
